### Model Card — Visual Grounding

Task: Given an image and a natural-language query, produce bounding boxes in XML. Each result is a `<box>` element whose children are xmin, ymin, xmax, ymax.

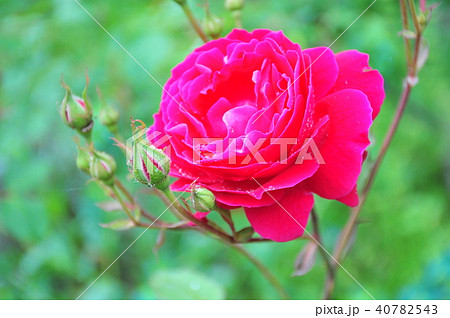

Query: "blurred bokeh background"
<box><xmin>0</xmin><ymin>0</ymin><xmax>449</xmax><ymax>299</ymax></box>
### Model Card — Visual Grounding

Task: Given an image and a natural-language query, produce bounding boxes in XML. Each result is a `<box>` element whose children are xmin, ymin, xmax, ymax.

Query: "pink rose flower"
<box><xmin>148</xmin><ymin>29</ymin><xmax>384</xmax><ymax>242</ymax></box>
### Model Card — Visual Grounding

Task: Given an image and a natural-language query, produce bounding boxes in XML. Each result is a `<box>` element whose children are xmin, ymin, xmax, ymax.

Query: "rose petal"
<box><xmin>245</xmin><ymin>186</ymin><xmax>314</xmax><ymax>242</ymax></box>
<box><xmin>303</xmin><ymin>47</ymin><xmax>339</xmax><ymax>99</ymax></box>
<box><xmin>306</xmin><ymin>89</ymin><xmax>372</xmax><ymax>200</ymax></box>
<box><xmin>336</xmin><ymin>185</ymin><xmax>359</xmax><ymax>207</ymax></box>
<box><xmin>331</xmin><ymin>50</ymin><xmax>385</xmax><ymax>119</ymax></box>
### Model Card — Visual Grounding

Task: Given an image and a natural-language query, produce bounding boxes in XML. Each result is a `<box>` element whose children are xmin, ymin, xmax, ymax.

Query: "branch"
<box><xmin>177</xmin><ymin>1</ymin><xmax>209</xmax><ymax>43</ymax></box>
<box><xmin>326</xmin><ymin>0</ymin><xmax>429</xmax><ymax>298</ymax></box>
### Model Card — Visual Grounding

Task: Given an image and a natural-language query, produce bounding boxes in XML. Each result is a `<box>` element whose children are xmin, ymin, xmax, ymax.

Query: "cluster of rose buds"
<box><xmin>61</xmin><ymin>77</ymin><xmax>218</xmax><ymax>214</ymax></box>
<box><xmin>59</xmin><ymin>75</ymin><xmax>223</xmax><ymax>237</ymax></box>
<box><xmin>60</xmin><ymin>77</ymin><xmax>119</xmax><ymax>187</ymax></box>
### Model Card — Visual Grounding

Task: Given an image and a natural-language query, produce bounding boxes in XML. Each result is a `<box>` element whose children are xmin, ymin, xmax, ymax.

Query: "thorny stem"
<box><xmin>231</xmin><ymin>244</ymin><xmax>290</xmax><ymax>299</ymax></box>
<box><xmin>179</xmin><ymin>2</ymin><xmax>209</xmax><ymax>43</ymax></box>
<box><xmin>326</xmin><ymin>0</ymin><xmax>427</xmax><ymax>299</ymax></box>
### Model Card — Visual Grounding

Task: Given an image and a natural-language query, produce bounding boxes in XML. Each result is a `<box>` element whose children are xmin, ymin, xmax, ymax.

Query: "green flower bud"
<box><xmin>60</xmin><ymin>77</ymin><xmax>93</xmax><ymax>139</ymax></box>
<box><xmin>418</xmin><ymin>11</ymin><xmax>427</xmax><ymax>27</ymax></box>
<box><xmin>76</xmin><ymin>145</ymin><xmax>92</xmax><ymax>174</ymax></box>
<box><xmin>225</xmin><ymin>0</ymin><xmax>244</xmax><ymax>11</ymax></box>
<box><xmin>132</xmin><ymin>142</ymin><xmax>170</xmax><ymax>190</ymax></box>
<box><xmin>97</xmin><ymin>87</ymin><xmax>120</xmax><ymax>134</ymax></box>
<box><xmin>89</xmin><ymin>151</ymin><xmax>116</xmax><ymax>186</ymax></box>
<box><xmin>99</xmin><ymin>103</ymin><xmax>119</xmax><ymax>134</ymax></box>
<box><xmin>203</xmin><ymin>9</ymin><xmax>223</xmax><ymax>39</ymax></box>
<box><xmin>190</xmin><ymin>186</ymin><xmax>215</xmax><ymax>212</ymax></box>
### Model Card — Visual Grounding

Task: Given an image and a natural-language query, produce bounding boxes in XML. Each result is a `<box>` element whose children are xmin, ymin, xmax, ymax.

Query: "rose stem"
<box><xmin>114</xmin><ymin>178</ymin><xmax>163</xmax><ymax>223</ymax></box>
<box><xmin>115</xmin><ymin>178</ymin><xmax>134</xmax><ymax>202</ymax></box>
<box><xmin>179</xmin><ymin>2</ymin><xmax>209</xmax><ymax>43</ymax></box>
<box><xmin>159</xmin><ymin>187</ymin><xmax>289</xmax><ymax>299</ymax></box>
<box><xmin>310</xmin><ymin>208</ymin><xmax>335</xmax><ymax>300</ymax></box>
<box><xmin>114</xmin><ymin>178</ymin><xmax>193</xmax><ymax>229</ymax></box>
<box><xmin>400</xmin><ymin>0</ymin><xmax>413</xmax><ymax>69</ymax></box>
<box><xmin>159</xmin><ymin>188</ymin><xmax>234</xmax><ymax>243</ymax></box>
<box><xmin>230</xmin><ymin>244</ymin><xmax>290</xmax><ymax>299</ymax></box>
<box><xmin>324</xmin><ymin>0</ymin><xmax>425</xmax><ymax>298</ymax></box>
<box><xmin>111</xmin><ymin>185</ymin><xmax>141</xmax><ymax>226</ymax></box>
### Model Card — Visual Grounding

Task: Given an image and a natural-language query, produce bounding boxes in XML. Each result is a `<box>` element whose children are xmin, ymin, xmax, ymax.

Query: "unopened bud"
<box><xmin>76</xmin><ymin>145</ymin><xmax>92</xmax><ymax>174</ymax></box>
<box><xmin>97</xmin><ymin>87</ymin><xmax>119</xmax><ymax>134</ymax></box>
<box><xmin>100</xmin><ymin>103</ymin><xmax>119</xmax><ymax>134</ymax></box>
<box><xmin>190</xmin><ymin>186</ymin><xmax>215</xmax><ymax>212</ymax></box>
<box><xmin>418</xmin><ymin>11</ymin><xmax>427</xmax><ymax>27</ymax></box>
<box><xmin>225</xmin><ymin>0</ymin><xmax>244</xmax><ymax>11</ymax></box>
<box><xmin>203</xmin><ymin>9</ymin><xmax>223</xmax><ymax>39</ymax></box>
<box><xmin>60</xmin><ymin>76</ymin><xmax>93</xmax><ymax>139</ymax></box>
<box><xmin>90</xmin><ymin>151</ymin><xmax>116</xmax><ymax>186</ymax></box>
<box><xmin>132</xmin><ymin>143</ymin><xmax>170</xmax><ymax>190</ymax></box>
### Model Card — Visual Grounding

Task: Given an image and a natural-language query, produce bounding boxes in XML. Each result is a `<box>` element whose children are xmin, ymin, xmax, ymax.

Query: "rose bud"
<box><xmin>60</xmin><ymin>78</ymin><xmax>93</xmax><ymax>139</ymax></box>
<box><xmin>99</xmin><ymin>103</ymin><xmax>119</xmax><ymax>134</ymax></box>
<box><xmin>89</xmin><ymin>151</ymin><xmax>116</xmax><ymax>186</ymax></box>
<box><xmin>203</xmin><ymin>8</ymin><xmax>223</xmax><ymax>39</ymax></box>
<box><xmin>97</xmin><ymin>87</ymin><xmax>120</xmax><ymax>134</ymax></box>
<box><xmin>76</xmin><ymin>144</ymin><xmax>92</xmax><ymax>174</ymax></box>
<box><xmin>132</xmin><ymin>143</ymin><xmax>170</xmax><ymax>190</ymax></box>
<box><xmin>225</xmin><ymin>0</ymin><xmax>244</xmax><ymax>11</ymax></box>
<box><xmin>190</xmin><ymin>186</ymin><xmax>216</xmax><ymax>212</ymax></box>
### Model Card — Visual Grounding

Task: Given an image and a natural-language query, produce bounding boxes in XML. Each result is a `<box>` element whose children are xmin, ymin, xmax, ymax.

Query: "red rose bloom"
<box><xmin>148</xmin><ymin>29</ymin><xmax>384</xmax><ymax>242</ymax></box>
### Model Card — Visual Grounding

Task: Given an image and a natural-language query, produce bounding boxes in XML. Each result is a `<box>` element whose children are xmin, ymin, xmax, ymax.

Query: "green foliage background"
<box><xmin>0</xmin><ymin>0</ymin><xmax>449</xmax><ymax>299</ymax></box>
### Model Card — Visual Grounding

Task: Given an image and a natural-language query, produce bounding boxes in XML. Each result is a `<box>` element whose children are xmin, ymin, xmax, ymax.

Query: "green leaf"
<box><xmin>150</xmin><ymin>269</ymin><xmax>226</xmax><ymax>300</ymax></box>
<box><xmin>99</xmin><ymin>219</ymin><xmax>134</xmax><ymax>231</ymax></box>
